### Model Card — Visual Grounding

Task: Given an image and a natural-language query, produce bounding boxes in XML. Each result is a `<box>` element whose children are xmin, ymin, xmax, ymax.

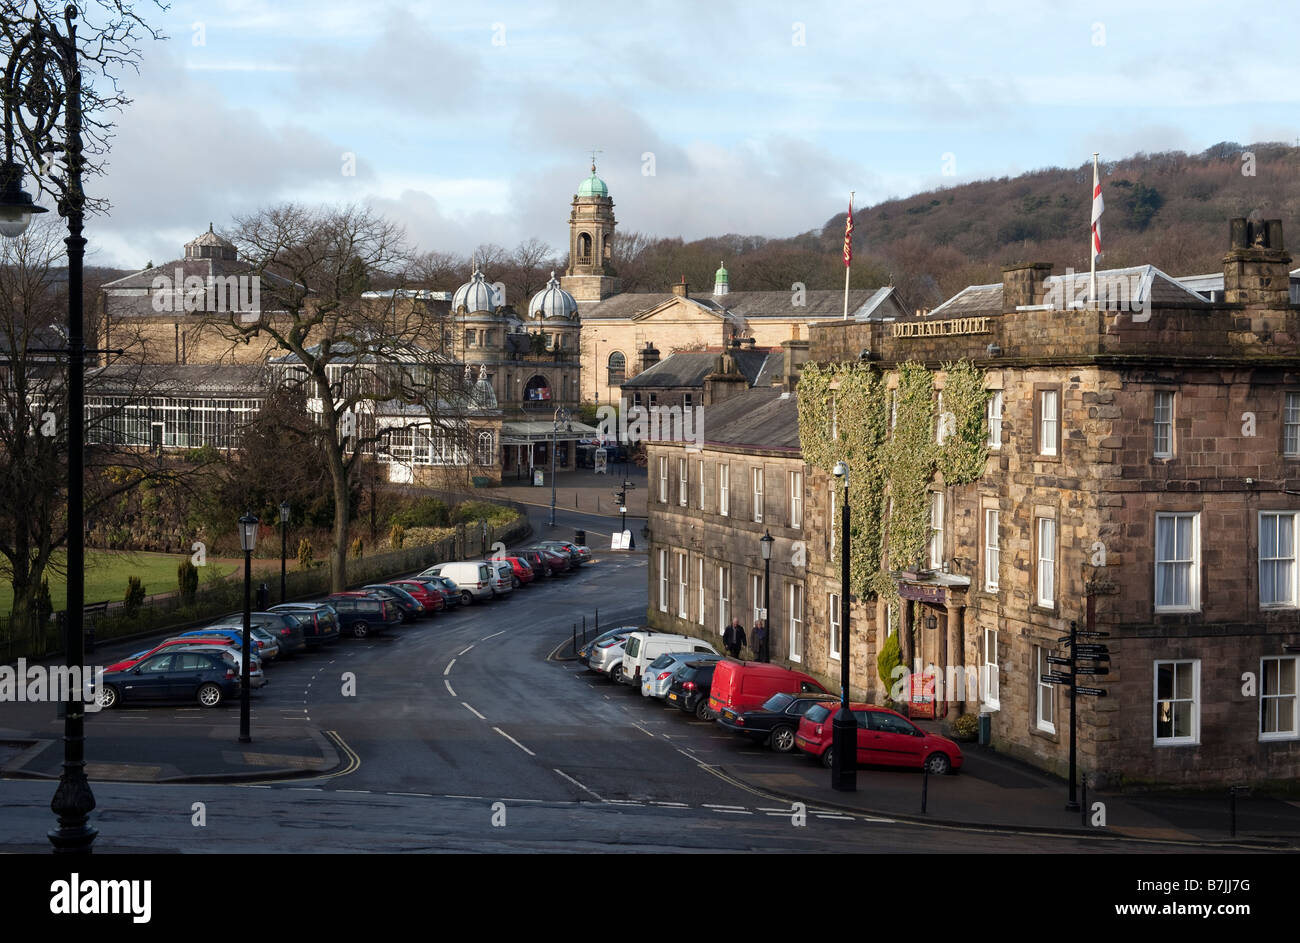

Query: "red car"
<box><xmin>389</xmin><ymin>580</ymin><xmax>446</xmax><ymax>613</ymax></box>
<box><xmin>501</xmin><ymin>556</ymin><xmax>536</xmax><ymax>585</ymax></box>
<box><xmin>105</xmin><ymin>635</ymin><xmax>258</xmax><ymax>674</ymax></box>
<box><xmin>794</xmin><ymin>702</ymin><xmax>963</xmax><ymax>775</ymax></box>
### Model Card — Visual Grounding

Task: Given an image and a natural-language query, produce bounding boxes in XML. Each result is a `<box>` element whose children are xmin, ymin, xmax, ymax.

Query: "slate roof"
<box><xmin>694</xmin><ymin>387</ymin><xmax>801</xmax><ymax>452</ymax></box>
<box><xmin>621</xmin><ymin>349</ymin><xmax>774</xmax><ymax>389</ymax></box>
<box><xmin>582</xmin><ymin>288</ymin><xmax>893</xmax><ymax>321</ymax></box>
<box><xmin>88</xmin><ymin>362</ymin><xmax>270</xmax><ymax>396</ymax></box>
<box><xmin>928</xmin><ymin>264</ymin><xmax>1212</xmax><ymax>318</ymax></box>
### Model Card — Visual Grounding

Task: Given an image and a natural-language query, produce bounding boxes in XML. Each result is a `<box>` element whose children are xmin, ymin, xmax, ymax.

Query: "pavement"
<box><xmin>488</xmin><ymin>466</ymin><xmax>649</xmax><ymax>525</ymax></box>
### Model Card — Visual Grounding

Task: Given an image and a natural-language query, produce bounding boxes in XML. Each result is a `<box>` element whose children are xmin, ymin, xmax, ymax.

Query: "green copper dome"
<box><xmin>577</xmin><ymin>164</ymin><xmax>608</xmax><ymax>198</ymax></box>
<box><xmin>715</xmin><ymin>261</ymin><xmax>728</xmax><ymax>282</ymax></box>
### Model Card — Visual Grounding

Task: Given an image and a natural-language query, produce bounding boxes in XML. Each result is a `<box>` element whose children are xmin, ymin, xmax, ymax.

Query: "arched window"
<box><xmin>476</xmin><ymin>431</ymin><xmax>495</xmax><ymax>466</ymax></box>
<box><xmin>524</xmin><ymin>375</ymin><xmax>552</xmax><ymax>403</ymax></box>
<box><xmin>607</xmin><ymin>350</ymin><xmax>626</xmax><ymax>386</ymax></box>
<box><xmin>577</xmin><ymin>232</ymin><xmax>592</xmax><ymax>264</ymax></box>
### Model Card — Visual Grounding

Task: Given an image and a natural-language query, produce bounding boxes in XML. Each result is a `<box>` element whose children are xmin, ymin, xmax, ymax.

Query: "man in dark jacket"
<box><xmin>723</xmin><ymin>618</ymin><xmax>747</xmax><ymax>658</ymax></box>
<box><xmin>752</xmin><ymin>620</ymin><xmax>769</xmax><ymax>663</ymax></box>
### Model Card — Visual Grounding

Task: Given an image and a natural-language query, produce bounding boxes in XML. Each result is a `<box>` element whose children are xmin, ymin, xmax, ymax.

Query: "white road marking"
<box><xmin>443</xmin><ymin>659</ymin><xmax>456</xmax><ymax>675</ymax></box>
<box><xmin>458</xmin><ymin>644</ymin><xmax>475</xmax><ymax>656</ymax></box>
<box><xmin>631</xmin><ymin>723</ymin><xmax>656</xmax><ymax>738</ymax></box>
<box><xmin>815</xmin><ymin>813</ymin><xmax>855</xmax><ymax>821</ymax></box>
<box><xmin>444</xmin><ymin>679</ymin><xmax>457</xmax><ymax>697</ymax></box>
<box><xmin>553</xmin><ymin>768</ymin><xmax>602</xmax><ymax>800</ymax></box>
<box><xmin>388</xmin><ymin>792</ymin><xmax>434</xmax><ymax>798</ymax></box>
<box><xmin>492</xmin><ymin>726</ymin><xmax>536</xmax><ymax>756</ymax></box>
<box><xmin>675</xmin><ymin>749</ymin><xmax>697</xmax><ymax>760</ymax></box>
<box><xmin>463</xmin><ymin>702</ymin><xmax>487</xmax><ymax>720</ymax></box>
<box><xmin>336</xmin><ymin>789</ymin><xmax>372</xmax><ymax>794</ymax></box>
<box><xmin>650</xmin><ymin>801</ymin><xmax>689</xmax><ymax>808</ymax></box>
<box><xmin>711</xmin><ymin>809</ymin><xmax>753</xmax><ymax>815</ymax></box>
<box><xmin>703</xmin><ymin>804</ymin><xmax>746</xmax><ymax>810</ymax></box>
<box><xmin>481</xmin><ymin>630</ymin><xmax>506</xmax><ymax>641</ymax></box>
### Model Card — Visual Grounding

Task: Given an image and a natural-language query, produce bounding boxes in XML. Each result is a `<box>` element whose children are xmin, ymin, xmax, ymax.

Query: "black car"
<box><xmin>324</xmin><ymin>593</ymin><xmax>403</xmax><ymax>638</ymax></box>
<box><xmin>97</xmin><ymin>650</ymin><xmax>240</xmax><ymax>709</ymax></box>
<box><xmin>716</xmin><ymin>691</ymin><xmax>841</xmax><ymax>752</ymax></box>
<box><xmin>268</xmin><ymin>603</ymin><xmax>342</xmax><ymax>647</ymax></box>
<box><xmin>666</xmin><ymin>660</ymin><xmax>718</xmax><ymax>720</ymax></box>
<box><xmin>415</xmin><ymin>576</ymin><xmax>462</xmax><ymax>608</ymax></box>
<box><xmin>361</xmin><ymin>584</ymin><xmax>423</xmax><ymax>622</ymax></box>
<box><xmin>215</xmin><ymin>611</ymin><xmax>309</xmax><ymax>656</ymax></box>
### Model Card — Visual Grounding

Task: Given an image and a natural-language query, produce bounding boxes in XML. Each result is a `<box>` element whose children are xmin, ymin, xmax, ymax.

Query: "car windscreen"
<box><xmin>649</xmin><ymin>654</ymin><xmax>676</xmax><ymax>669</ymax></box>
<box><xmin>762</xmin><ymin>693</ymin><xmax>794</xmax><ymax>712</ymax></box>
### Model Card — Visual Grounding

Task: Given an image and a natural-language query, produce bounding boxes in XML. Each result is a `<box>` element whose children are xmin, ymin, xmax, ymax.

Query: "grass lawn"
<box><xmin>0</xmin><ymin>550</ymin><xmax>251</xmax><ymax>613</ymax></box>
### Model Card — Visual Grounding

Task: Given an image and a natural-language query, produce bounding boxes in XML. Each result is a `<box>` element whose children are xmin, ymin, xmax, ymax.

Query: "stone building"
<box><xmin>619</xmin><ymin>343</ymin><xmax>781</xmax><ymax>412</ymax></box>
<box><xmin>647</xmin><ymin>216</ymin><xmax>1300</xmax><ymax>788</ymax></box>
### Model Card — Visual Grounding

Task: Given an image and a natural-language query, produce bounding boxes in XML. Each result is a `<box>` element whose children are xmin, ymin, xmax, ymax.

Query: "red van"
<box><xmin>708</xmin><ymin>660</ymin><xmax>828</xmax><ymax>719</ymax></box>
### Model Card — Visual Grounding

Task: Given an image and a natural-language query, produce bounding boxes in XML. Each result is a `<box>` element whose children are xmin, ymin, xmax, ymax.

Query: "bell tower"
<box><xmin>562</xmin><ymin>158</ymin><xmax>620</xmax><ymax>303</ymax></box>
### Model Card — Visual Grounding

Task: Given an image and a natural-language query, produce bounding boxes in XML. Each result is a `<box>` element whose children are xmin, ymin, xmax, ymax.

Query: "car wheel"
<box><xmin>97</xmin><ymin>684</ymin><xmax>119</xmax><ymax>709</ymax></box>
<box><xmin>611</xmin><ymin>664</ymin><xmax>624</xmax><ymax>684</ymax></box>
<box><xmin>197</xmin><ymin>683</ymin><xmax>223</xmax><ymax>708</ymax></box>
<box><xmin>925</xmin><ymin>752</ymin><xmax>952</xmax><ymax>775</ymax></box>
<box><xmin>821</xmin><ymin>746</ymin><xmax>835</xmax><ymax>769</ymax></box>
<box><xmin>511</xmin><ymin>576</ymin><xmax>520</xmax><ymax>589</ymax></box>
<box><xmin>770</xmin><ymin>725</ymin><xmax>797</xmax><ymax>753</ymax></box>
<box><xmin>461</xmin><ymin>591</ymin><xmax>473</xmax><ymax>606</ymax></box>
<box><xmin>352</xmin><ymin>621</ymin><xmax>369</xmax><ymax>639</ymax></box>
<box><xmin>694</xmin><ymin>698</ymin><xmax>713</xmax><ymax>721</ymax></box>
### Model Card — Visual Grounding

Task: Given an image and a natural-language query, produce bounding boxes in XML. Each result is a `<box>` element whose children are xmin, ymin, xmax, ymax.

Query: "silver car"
<box><xmin>641</xmin><ymin>651</ymin><xmax>724</xmax><ymax>699</ymax></box>
<box><xmin>588</xmin><ymin>638</ymin><xmax>629</xmax><ymax>682</ymax></box>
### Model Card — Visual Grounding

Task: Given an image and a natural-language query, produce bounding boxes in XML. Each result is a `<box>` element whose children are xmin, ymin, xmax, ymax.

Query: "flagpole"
<box><xmin>1090</xmin><ymin>153</ymin><xmax>1099</xmax><ymax>304</ymax></box>
<box><xmin>843</xmin><ymin>191</ymin><xmax>854</xmax><ymax>320</ymax></box>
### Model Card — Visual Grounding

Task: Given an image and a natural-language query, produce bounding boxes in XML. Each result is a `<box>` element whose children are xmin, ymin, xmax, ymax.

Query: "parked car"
<box><xmin>794</xmin><ymin>703</ymin><xmax>964</xmax><ymax>774</ymax></box>
<box><xmin>538</xmin><ymin>540</ymin><xmax>589</xmax><ymax>566</ymax></box>
<box><xmin>388</xmin><ymin>580</ymin><xmax>446</xmax><ymax>613</ymax></box>
<box><xmin>666</xmin><ymin>660</ymin><xmax>720</xmax><ymax>719</ymax></box>
<box><xmin>268</xmin><ymin>603</ymin><xmax>341</xmax><ymax>647</ymax></box>
<box><xmin>501</xmin><ymin>555</ymin><xmax>536</xmax><ymax>586</ymax></box>
<box><xmin>619</xmin><ymin>632</ymin><xmax>719</xmax><ymax>688</ymax></box>
<box><xmin>214</xmin><ymin>611</ymin><xmax>309</xmax><ymax>656</ymax></box>
<box><xmin>716</xmin><ymin>691</ymin><xmax>840</xmax><ymax>752</ymax></box>
<box><xmin>707</xmin><ymin>659</ymin><xmax>828</xmax><ymax>717</ymax></box>
<box><xmin>520</xmin><ymin>547</ymin><xmax>569</xmax><ymax>575</ymax></box>
<box><xmin>248</xmin><ymin>625</ymin><xmax>281</xmax><ymax>662</ymax></box>
<box><xmin>96</xmin><ymin>650</ymin><xmax>241</xmax><ymax>709</ymax></box>
<box><xmin>641</xmin><ymin>651</ymin><xmax>724</xmax><ymax>699</ymax></box>
<box><xmin>413</xmin><ymin>576</ymin><xmax>461</xmax><ymax>609</ymax></box>
<box><xmin>361</xmin><ymin>584</ymin><xmax>424</xmax><ymax>621</ymax></box>
<box><xmin>486</xmin><ymin>560</ymin><xmax>515</xmax><ymax>598</ymax></box>
<box><xmin>107</xmin><ymin>638</ymin><xmax>264</xmax><ymax>688</ymax></box>
<box><xmin>577</xmin><ymin>626</ymin><xmax>640</xmax><ymax>666</ymax></box>
<box><xmin>325</xmin><ymin>592</ymin><xmax>403</xmax><ymax>638</ymax></box>
<box><xmin>419</xmin><ymin>561</ymin><xmax>495</xmax><ymax>604</ymax></box>
<box><xmin>175</xmin><ymin>626</ymin><xmax>265</xmax><ymax>654</ymax></box>
<box><xmin>588</xmin><ymin>638</ymin><xmax>629</xmax><ymax>680</ymax></box>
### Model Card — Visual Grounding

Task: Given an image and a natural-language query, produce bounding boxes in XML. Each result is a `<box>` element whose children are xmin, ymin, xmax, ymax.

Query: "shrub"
<box><xmin>36</xmin><ymin>578</ymin><xmax>52</xmax><ymax>623</ymax></box>
<box><xmin>877</xmin><ymin>631</ymin><xmax>903</xmax><ymax>705</ymax></box>
<box><xmin>389</xmin><ymin>524</ymin><xmax>406</xmax><ymax>549</ymax></box>
<box><xmin>451</xmin><ymin>500</ymin><xmax>516</xmax><ymax>527</ymax></box>
<box><xmin>952</xmin><ymin>713</ymin><xmax>980</xmax><ymax>742</ymax></box>
<box><xmin>123</xmin><ymin>576</ymin><xmax>146</xmax><ymax>616</ymax></box>
<box><xmin>297</xmin><ymin>537</ymin><xmax>314</xmax><ymax>571</ymax></box>
<box><xmin>350</xmin><ymin>536</ymin><xmax>364</xmax><ymax>559</ymax></box>
<box><xmin>177</xmin><ymin>559</ymin><xmax>199</xmax><ymax>605</ymax></box>
<box><xmin>388</xmin><ymin>497</ymin><xmax>448</xmax><ymax>529</ymax></box>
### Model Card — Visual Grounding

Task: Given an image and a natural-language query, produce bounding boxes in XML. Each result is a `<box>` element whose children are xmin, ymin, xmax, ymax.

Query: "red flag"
<box><xmin>1091</xmin><ymin>163</ymin><xmax>1104</xmax><ymax>260</ymax></box>
<box><xmin>843</xmin><ymin>195</ymin><xmax>854</xmax><ymax>268</ymax></box>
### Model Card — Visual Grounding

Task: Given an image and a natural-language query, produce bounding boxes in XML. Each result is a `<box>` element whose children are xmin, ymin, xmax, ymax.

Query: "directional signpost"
<box><xmin>1059</xmin><ymin>594</ymin><xmax>1110</xmax><ymax>812</ymax></box>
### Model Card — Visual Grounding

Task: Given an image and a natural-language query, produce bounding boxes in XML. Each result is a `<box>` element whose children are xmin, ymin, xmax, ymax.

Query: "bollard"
<box><xmin>1081</xmin><ymin>773</ymin><xmax>1088</xmax><ymax>827</ymax></box>
<box><xmin>921</xmin><ymin>763</ymin><xmax>929</xmax><ymax>814</ymax></box>
<box><xmin>572</xmin><ymin>623</ymin><xmax>577</xmax><ymax>654</ymax></box>
<box><xmin>594</xmin><ymin>609</ymin><xmax>599</xmax><ymax>634</ymax></box>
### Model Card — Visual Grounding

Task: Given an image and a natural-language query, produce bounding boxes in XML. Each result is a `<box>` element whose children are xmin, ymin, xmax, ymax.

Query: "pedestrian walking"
<box><xmin>752</xmin><ymin>620</ymin><xmax>769</xmax><ymax>662</ymax></box>
<box><xmin>723</xmin><ymin>618</ymin><xmax>747</xmax><ymax>659</ymax></box>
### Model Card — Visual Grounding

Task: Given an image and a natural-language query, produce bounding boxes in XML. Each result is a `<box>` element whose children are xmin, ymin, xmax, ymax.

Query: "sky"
<box><xmin>45</xmin><ymin>0</ymin><xmax>1300</xmax><ymax>272</ymax></box>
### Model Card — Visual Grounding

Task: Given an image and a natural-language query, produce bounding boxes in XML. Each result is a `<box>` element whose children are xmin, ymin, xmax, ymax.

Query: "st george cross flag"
<box><xmin>1091</xmin><ymin>161</ymin><xmax>1104</xmax><ymax>260</ymax></box>
<box><xmin>843</xmin><ymin>194</ymin><xmax>853</xmax><ymax>267</ymax></box>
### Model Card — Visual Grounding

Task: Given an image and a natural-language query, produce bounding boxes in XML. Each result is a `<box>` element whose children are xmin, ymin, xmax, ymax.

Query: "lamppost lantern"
<box><xmin>759</xmin><ymin>529</ymin><xmax>774</xmax><ymax>561</ymax></box>
<box><xmin>926</xmin><ymin>613</ymin><xmax>939</xmax><ymax>631</ymax></box>
<box><xmin>0</xmin><ymin>160</ymin><xmax>47</xmax><ymax>238</ymax></box>
<box><xmin>278</xmin><ymin>502</ymin><xmax>290</xmax><ymax>605</ymax></box>
<box><xmin>239</xmin><ymin>512</ymin><xmax>259</xmax><ymax>553</ymax></box>
<box><xmin>833</xmin><ymin>460</ymin><xmax>849</xmax><ymax>483</ymax></box>
<box><xmin>279</xmin><ymin>501</ymin><xmax>291</xmax><ymax>525</ymax></box>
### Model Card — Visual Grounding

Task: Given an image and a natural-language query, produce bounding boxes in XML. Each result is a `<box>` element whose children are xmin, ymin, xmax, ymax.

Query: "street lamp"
<box><xmin>278</xmin><ymin>501</ymin><xmax>291</xmax><ymax>604</ymax></box>
<box><xmin>2</xmin><ymin>7</ymin><xmax>96</xmax><ymax>853</ymax></box>
<box><xmin>238</xmin><ymin>511</ymin><xmax>259</xmax><ymax>744</ymax></box>
<box><xmin>759</xmin><ymin>529</ymin><xmax>773</xmax><ymax>662</ymax></box>
<box><xmin>831</xmin><ymin>461</ymin><xmax>856</xmax><ymax>791</ymax></box>
<box><xmin>548</xmin><ymin>406</ymin><xmax>572</xmax><ymax>527</ymax></box>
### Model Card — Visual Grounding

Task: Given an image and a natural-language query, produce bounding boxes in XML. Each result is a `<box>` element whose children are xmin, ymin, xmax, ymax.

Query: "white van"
<box><xmin>419</xmin><ymin>561</ymin><xmax>494</xmax><ymax>605</ymax></box>
<box><xmin>618</xmin><ymin>632</ymin><xmax>719</xmax><ymax>687</ymax></box>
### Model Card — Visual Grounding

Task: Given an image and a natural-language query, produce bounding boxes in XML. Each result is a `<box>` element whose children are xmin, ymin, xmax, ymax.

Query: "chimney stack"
<box><xmin>1224</xmin><ymin>217</ymin><xmax>1291</xmax><ymax>308</ymax></box>
<box><xmin>672</xmin><ymin>275</ymin><xmax>689</xmax><ymax>298</ymax></box>
<box><xmin>704</xmin><ymin>350</ymin><xmax>749</xmax><ymax>406</ymax></box>
<box><xmin>1001</xmin><ymin>262</ymin><xmax>1053</xmax><ymax>312</ymax></box>
<box><xmin>639</xmin><ymin>341</ymin><xmax>660</xmax><ymax>373</ymax></box>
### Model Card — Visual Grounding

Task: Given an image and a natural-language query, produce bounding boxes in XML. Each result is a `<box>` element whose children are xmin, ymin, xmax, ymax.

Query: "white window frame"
<box><xmin>1261</xmin><ymin>656</ymin><xmax>1298</xmax><ymax>741</ymax></box>
<box><xmin>678</xmin><ymin>457</ymin><xmax>688</xmax><ymax>507</ymax></box>
<box><xmin>987</xmin><ymin>389</ymin><xmax>1002</xmax><ymax>449</ymax></box>
<box><xmin>658</xmin><ymin>549</ymin><xmax>668</xmax><ymax>612</ymax></box>
<box><xmin>982</xmin><ymin>627</ymin><xmax>999</xmax><ymax>710</ymax></box>
<box><xmin>698</xmin><ymin>459</ymin><xmax>705</xmax><ymax>510</ymax></box>
<box><xmin>752</xmin><ymin>467</ymin><xmax>764</xmax><ymax>524</ymax></box>
<box><xmin>1286</xmin><ymin>391</ymin><xmax>1300</xmax><ymax>456</ymax></box>
<box><xmin>677</xmin><ymin>550</ymin><xmax>689</xmax><ymax>619</ymax></box>
<box><xmin>1259</xmin><ymin>511</ymin><xmax>1297</xmax><ymax>608</ymax></box>
<box><xmin>984</xmin><ymin>508</ymin><xmax>1000</xmax><ymax>592</ymax></box>
<box><xmin>828</xmin><ymin>592</ymin><xmax>841</xmax><ymax>661</ymax></box>
<box><xmin>1153</xmin><ymin>390</ymin><xmax>1174</xmax><ymax>459</ymax></box>
<box><xmin>1036</xmin><ymin>517</ymin><xmax>1055</xmax><ymax>608</ymax></box>
<box><xmin>788</xmin><ymin>583</ymin><xmax>804</xmax><ymax>663</ymax></box>
<box><xmin>751</xmin><ymin>573</ymin><xmax>764</xmax><ymax>629</ymax></box>
<box><xmin>658</xmin><ymin>456</ymin><xmax>668</xmax><ymax>503</ymax></box>
<box><xmin>1036</xmin><ymin>646</ymin><xmax>1056</xmax><ymax>734</ymax></box>
<box><xmin>1039</xmin><ymin>390</ymin><xmax>1058</xmax><ymax>457</ymax></box>
<box><xmin>697</xmin><ymin>556</ymin><xmax>705</xmax><ymax>626</ymax></box>
<box><xmin>928</xmin><ymin>491</ymin><xmax>944</xmax><ymax>570</ymax></box>
<box><xmin>719</xmin><ymin>463</ymin><xmax>729</xmax><ymax>517</ymax></box>
<box><xmin>828</xmin><ymin>483</ymin><xmax>837</xmax><ymax>551</ymax></box>
<box><xmin>1154</xmin><ymin>512</ymin><xmax>1200</xmax><ymax>613</ymax></box>
<box><xmin>1153</xmin><ymin>660</ymin><xmax>1200</xmax><ymax>746</ymax></box>
<box><xmin>717</xmin><ymin>565</ymin><xmax>730</xmax><ymax>635</ymax></box>
<box><xmin>790</xmin><ymin>470</ymin><xmax>803</xmax><ymax>529</ymax></box>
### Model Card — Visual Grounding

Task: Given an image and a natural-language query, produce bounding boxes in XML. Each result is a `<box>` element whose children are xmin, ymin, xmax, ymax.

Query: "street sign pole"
<box><xmin>1066</xmin><ymin>616</ymin><xmax>1079</xmax><ymax>812</ymax></box>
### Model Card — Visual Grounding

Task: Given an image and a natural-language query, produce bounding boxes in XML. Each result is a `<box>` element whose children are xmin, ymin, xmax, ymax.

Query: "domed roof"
<box><xmin>715</xmin><ymin>261</ymin><xmax>728</xmax><ymax>281</ymax></box>
<box><xmin>184</xmin><ymin>223</ymin><xmax>237</xmax><ymax>261</ymax></box>
<box><xmin>529</xmin><ymin>271</ymin><xmax>579</xmax><ymax>321</ymax></box>
<box><xmin>577</xmin><ymin>162</ymin><xmax>608</xmax><ymax>198</ymax></box>
<box><xmin>453</xmin><ymin>267</ymin><xmax>497</xmax><ymax>314</ymax></box>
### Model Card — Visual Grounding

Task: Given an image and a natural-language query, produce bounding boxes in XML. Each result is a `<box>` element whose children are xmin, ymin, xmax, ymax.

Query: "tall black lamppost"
<box><xmin>278</xmin><ymin>501</ymin><xmax>290</xmax><ymax>604</ymax></box>
<box><xmin>759</xmin><ymin>530</ymin><xmax>773</xmax><ymax>658</ymax></box>
<box><xmin>238</xmin><ymin>512</ymin><xmax>259</xmax><ymax>743</ymax></box>
<box><xmin>0</xmin><ymin>7</ymin><xmax>98</xmax><ymax>853</ymax></box>
<box><xmin>831</xmin><ymin>461</ymin><xmax>856</xmax><ymax>791</ymax></box>
<box><xmin>548</xmin><ymin>406</ymin><xmax>572</xmax><ymax>527</ymax></box>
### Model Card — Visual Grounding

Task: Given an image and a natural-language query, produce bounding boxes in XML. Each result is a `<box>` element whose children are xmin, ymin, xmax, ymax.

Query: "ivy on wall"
<box><xmin>797</xmin><ymin>359</ymin><xmax>990</xmax><ymax>603</ymax></box>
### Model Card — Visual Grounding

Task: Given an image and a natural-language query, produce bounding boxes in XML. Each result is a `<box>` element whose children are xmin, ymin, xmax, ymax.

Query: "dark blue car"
<box><xmin>97</xmin><ymin>650</ymin><xmax>239</xmax><ymax>709</ymax></box>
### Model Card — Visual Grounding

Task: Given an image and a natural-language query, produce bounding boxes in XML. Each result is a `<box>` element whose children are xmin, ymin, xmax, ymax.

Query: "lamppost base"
<box><xmin>830</xmin><ymin>711</ymin><xmax>858</xmax><ymax>792</ymax></box>
<box><xmin>1065</xmin><ymin>801</ymin><xmax>1080</xmax><ymax>812</ymax></box>
<box><xmin>48</xmin><ymin>824</ymin><xmax>98</xmax><ymax>854</ymax></box>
